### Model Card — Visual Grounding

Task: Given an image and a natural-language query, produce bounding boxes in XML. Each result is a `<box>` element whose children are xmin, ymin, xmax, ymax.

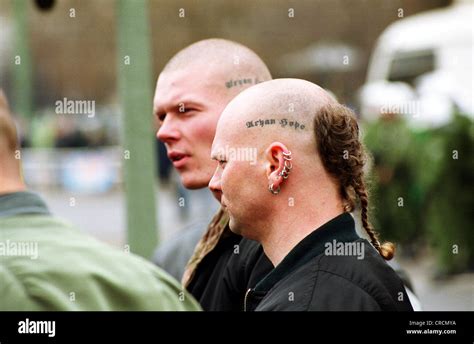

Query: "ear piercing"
<box><xmin>269</xmin><ymin>183</ymin><xmax>281</xmax><ymax>195</ymax></box>
<box><xmin>269</xmin><ymin>150</ymin><xmax>292</xmax><ymax>195</ymax></box>
<box><xmin>279</xmin><ymin>150</ymin><xmax>292</xmax><ymax>179</ymax></box>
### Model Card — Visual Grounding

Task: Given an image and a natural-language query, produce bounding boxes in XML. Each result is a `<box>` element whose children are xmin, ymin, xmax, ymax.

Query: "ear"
<box><xmin>265</xmin><ymin>142</ymin><xmax>290</xmax><ymax>190</ymax></box>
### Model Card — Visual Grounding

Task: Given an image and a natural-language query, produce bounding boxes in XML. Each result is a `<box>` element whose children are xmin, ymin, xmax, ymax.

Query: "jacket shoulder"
<box><xmin>314</xmin><ymin>240</ymin><xmax>413</xmax><ymax>311</ymax></box>
<box><xmin>309</xmin><ymin>268</ymin><xmax>382</xmax><ymax>310</ymax></box>
<box><xmin>1</xmin><ymin>215</ymin><xmax>201</xmax><ymax>311</ymax></box>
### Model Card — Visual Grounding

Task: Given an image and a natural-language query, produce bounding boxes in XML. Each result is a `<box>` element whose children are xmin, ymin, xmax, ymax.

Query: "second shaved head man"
<box><xmin>153</xmin><ymin>39</ymin><xmax>274</xmax><ymax>310</ymax></box>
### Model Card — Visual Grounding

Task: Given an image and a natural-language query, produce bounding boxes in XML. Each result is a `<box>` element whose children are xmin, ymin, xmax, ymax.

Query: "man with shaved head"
<box><xmin>210</xmin><ymin>79</ymin><xmax>414</xmax><ymax>311</ymax></box>
<box><xmin>153</xmin><ymin>39</ymin><xmax>274</xmax><ymax>310</ymax></box>
<box><xmin>155</xmin><ymin>39</ymin><xmax>271</xmax><ymax>188</ymax></box>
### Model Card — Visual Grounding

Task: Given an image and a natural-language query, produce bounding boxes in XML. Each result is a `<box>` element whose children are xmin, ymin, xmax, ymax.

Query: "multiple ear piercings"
<box><xmin>280</xmin><ymin>151</ymin><xmax>293</xmax><ymax>179</ymax></box>
<box><xmin>269</xmin><ymin>150</ymin><xmax>292</xmax><ymax>195</ymax></box>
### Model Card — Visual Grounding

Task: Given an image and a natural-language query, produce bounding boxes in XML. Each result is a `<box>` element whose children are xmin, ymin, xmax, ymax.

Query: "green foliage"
<box><xmin>363</xmin><ymin>114</ymin><xmax>473</xmax><ymax>273</ymax></box>
<box><xmin>424</xmin><ymin>114</ymin><xmax>474</xmax><ymax>274</ymax></box>
<box><xmin>363</xmin><ymin>117</ymin><xmax>425</xmax><ymax>252</ymax></box>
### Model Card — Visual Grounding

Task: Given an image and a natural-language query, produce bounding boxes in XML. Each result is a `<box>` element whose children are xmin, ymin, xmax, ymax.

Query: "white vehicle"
<box><xmin>359</xmin><ymin>0</ymin><xmax>473</xmax><ymax>128</ymax></box>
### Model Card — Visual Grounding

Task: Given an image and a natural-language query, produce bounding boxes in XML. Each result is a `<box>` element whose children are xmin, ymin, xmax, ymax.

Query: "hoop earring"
<box><xmin>279</xmin><ymin>150</ymin><xmax>293</xmax><ymax>179</ymax></box>
<box><xmin>268</xmin><ymin>183</ymin><xmax>280</xmax><ymax>195</ymax></box>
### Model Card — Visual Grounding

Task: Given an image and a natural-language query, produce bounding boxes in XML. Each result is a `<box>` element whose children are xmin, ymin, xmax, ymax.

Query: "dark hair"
<box><xmin>314</xmin><ymin>103</ymin><xmax>394</xmax><ymax>260</ymax></box>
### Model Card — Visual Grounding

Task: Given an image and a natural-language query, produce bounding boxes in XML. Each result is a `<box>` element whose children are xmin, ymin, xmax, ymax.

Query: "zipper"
<box><xmin>244</xmin><ymin>288</ymin><xmax>252</xmax><ymax>312</ymax></box>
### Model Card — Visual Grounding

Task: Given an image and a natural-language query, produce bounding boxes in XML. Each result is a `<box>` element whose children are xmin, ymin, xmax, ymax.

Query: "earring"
<box><xmin>268</xmin><ymin>183</ymin><xmax>280</xmax><ymax>195</ymax></box>
<box><xmin>279</xmin><ymin>150</ymin><xmax>293</xmax><ymax>179</ymax></box>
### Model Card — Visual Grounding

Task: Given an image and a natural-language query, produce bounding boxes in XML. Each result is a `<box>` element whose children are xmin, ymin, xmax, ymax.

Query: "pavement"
<box><xmin>399</xmin><ymin>255</ymin><xmax>474</xmax><ymax>311</ymax></box>
<box><xmin>39</xmin><ymin>181</ymin><xmax>217</xmax><ymax>246</ymax></box>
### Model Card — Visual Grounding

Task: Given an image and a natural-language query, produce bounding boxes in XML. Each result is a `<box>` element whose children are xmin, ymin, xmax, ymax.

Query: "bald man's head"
<box><xmin>162</xmin><ymin>38</ymin><xmax>271</xmax><ymax>84</ymax></box>
<box><xmin>214</xmin><ymin>78</ymin><xmax>336</xmax><ymax>160</ymax></box>
<box><xmin>210</xmin><ymin>78</ymin><xmax>394</xmax><ymax>260</ymax></box>
<box><xmin>209</xmin><ymin>79</ymin><xmax>339</xmax><ymax>237</ymax></box>
<box><xmin>154</xmin><ymin>39</ymin><xmax>272</xmax><ymax>190</ymax></box>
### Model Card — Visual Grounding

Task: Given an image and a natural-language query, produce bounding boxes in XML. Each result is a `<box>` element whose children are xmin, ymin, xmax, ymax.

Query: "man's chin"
<box><xmin>228</xmin><ymin>217</ymin><xmax>244</xmax><ymax>236</ymax></box>
<box><xmin>228</xmin><ymin>217</ymin><xmax>259</xmax><ymax>241</ymax></box>
<box><xmin>180</xmin><ymin>175</ymin><xmax>209</xmax><ymax>190</ymax></box>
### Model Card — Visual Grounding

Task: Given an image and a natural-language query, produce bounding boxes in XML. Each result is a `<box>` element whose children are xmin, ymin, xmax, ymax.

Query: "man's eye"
<box><xmin>219</xmin><ymin>160</ymin><xmax>227</xmax><ymax>167</ymax></box>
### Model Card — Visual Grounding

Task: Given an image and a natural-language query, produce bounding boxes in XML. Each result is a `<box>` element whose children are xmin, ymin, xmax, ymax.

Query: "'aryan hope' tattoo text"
<box><xmin>246</xmin><ymin>118</ymin><xmax>306</xmax><ymax>130</ymax></box>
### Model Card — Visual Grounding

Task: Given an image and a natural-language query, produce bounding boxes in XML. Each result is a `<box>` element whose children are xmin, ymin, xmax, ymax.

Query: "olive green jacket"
<box><xmin>0</xmin><ymin>192</ymin><xmax>201</xmax><ymax>311</ymax></box>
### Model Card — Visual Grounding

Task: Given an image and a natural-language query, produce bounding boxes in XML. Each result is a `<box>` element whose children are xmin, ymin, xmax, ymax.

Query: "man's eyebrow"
<box><xmin>153</xmin><ymin>101</ymin><xmax>164</xmax><ymax>116</ymax></box>
<box><xmin>154</xmin><ymin>99</ymin><xmax>204</xmax><ymax>116</ymax></box>
<box><xmin>175</xmin><ymin>100</ymin><xmax>204</xmax><ymax>109</ymax></box>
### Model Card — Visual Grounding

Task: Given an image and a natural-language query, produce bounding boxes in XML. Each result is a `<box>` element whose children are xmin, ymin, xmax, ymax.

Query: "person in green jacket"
<box><xmin>0</xmin><ymin>90</ymin><xmax>201</xmax><ymax>311</ymax></box>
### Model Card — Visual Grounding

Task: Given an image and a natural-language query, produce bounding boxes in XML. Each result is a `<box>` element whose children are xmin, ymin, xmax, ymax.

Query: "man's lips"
<box><xmin>168</xmin><ymin>151</ymin><xmax>191</xmax><ymax>168</ymax></box>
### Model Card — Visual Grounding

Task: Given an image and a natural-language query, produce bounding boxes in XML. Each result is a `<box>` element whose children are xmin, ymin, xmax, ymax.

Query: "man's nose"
<box><xmin>157</xmin><ymin>118</ymin><xmax>180</xmax><ymax>143</ymax></box>
<box><xmin>208</xmin><ymin>168</ymin><xmax>223</xmax><ymax>201</ymax></box>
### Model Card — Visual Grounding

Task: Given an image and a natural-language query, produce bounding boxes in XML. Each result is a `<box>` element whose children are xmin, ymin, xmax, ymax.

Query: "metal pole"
<box><xmin>12</xmin><ymin>0</ymin><xmax>32</xmax><ymax>120</ymax></box>
<box><xmin>117</xmin><ymin>0</ymin><xmax>158</xmax><ymax>258</ymax></box>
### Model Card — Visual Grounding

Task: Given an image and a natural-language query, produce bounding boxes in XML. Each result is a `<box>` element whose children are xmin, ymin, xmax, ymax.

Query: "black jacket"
<box><xmin>187</xmin><ymin>229</ymin><xmax>273</xmax><ymax>311</ymax></box>
<box><xmin>244</xmin><ymin>213</ymin><xmax>414</xmax><ymax>311</ymax></box>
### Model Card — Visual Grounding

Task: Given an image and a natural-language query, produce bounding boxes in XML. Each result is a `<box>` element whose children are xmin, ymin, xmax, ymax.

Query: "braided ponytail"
<box><xmin>314</xmin><ymin>103</ymin><xmax>394</xmax><ymax>260</ymax></box>
<box><xmin>353</xmin><ymin>177</ymin><xmax>394</xmax><ymax>260</ymax></box>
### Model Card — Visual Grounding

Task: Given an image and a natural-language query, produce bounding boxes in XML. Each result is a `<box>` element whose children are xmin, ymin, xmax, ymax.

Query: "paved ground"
<box><xmin>40</xmin><ymin>182</ymin><xmax>218</xmax><ymax>247</ymax></box>
<box><xmin>399</xmin><ymin>255</ymin><xmax>473</xmax><ymax>311</ymax></box>
<box><xmin>38</xmin><ymin>185</ymin><xmax>473</xmax><ymax>311</ymax></box>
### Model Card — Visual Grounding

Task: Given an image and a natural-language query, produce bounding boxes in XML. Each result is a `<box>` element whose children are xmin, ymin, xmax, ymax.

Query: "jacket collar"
<box><xmin>254</xmin><ymin>212</ymin><xmax>359</xmax><ymax>292</ymax></box>
<box><xmin>0</xmin><ymin>191</ymin><xmax>51</xmax><ymax>218</ymax></box>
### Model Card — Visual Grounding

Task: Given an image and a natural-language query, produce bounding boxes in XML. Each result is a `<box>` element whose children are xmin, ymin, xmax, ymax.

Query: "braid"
<box><xmin>353</xmin><ymin>177</ymin><xmax>395</xmax><ymax>260</ymax></box>
<box><xmin>314</xmin><ymin>103</ymin><xmax>395</xmax><ymax>260</ymax></box>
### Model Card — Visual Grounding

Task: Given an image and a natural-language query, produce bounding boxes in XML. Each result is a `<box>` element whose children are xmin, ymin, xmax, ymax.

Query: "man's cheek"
<box><xmin>221</xmin><ymin>173</ymin><xmax>232</xmax><ymax>199</ymax></box>
<box><xmin>192</xmin><ymin>118</ymin><xmax>216</xmax><ymax>143</ymax></box>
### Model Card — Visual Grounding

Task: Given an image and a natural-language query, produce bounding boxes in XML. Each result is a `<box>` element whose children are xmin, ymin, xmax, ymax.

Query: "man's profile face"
<box><xmin>153</xmin><ymin>65</ymin><xmax>231</xmax><ymax>189</ymax></box>
<box><xmin>209</xmin><ymin>118</ymin><xmax>268</xmax><ymax>240</ymax></box>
